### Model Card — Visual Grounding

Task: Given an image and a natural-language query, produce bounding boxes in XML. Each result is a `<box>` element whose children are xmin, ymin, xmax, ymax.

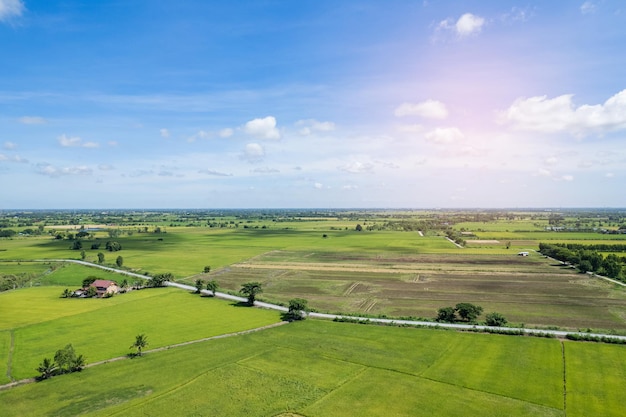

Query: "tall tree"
<box><xmin>240</xmin><ymin>282</ymin><xmax>263</xmax><ymax>306</ymax></box>
<box><xmin>455</xmin><ymin>303</ymin><xmax>483</xmax><ymax>322</ymax></box>
<box><xmin>130</xmin><ymin>334</ymin><xmax>148</xmax><ymax>357</ymax></box>
<box><xmin>287</xmin><ymin>298</ymin><xmax>308</xmax><ymax>321</ymax></box>
<box><xmin>206</xmin><ymin>280</ymin><xmax>218</xmax><ymax>296</ymax></box>
<box><xmin>116</xmin><ymin>256</ymin><xmax>124</xmax><ymax>267</ymax></box>
<box><xmin>97</xmin><ymin>252</ymin><xmax>105</xmax><ymax>264</ymax></box>
<box><xmin>194</xmin><ymin>278</ymin><xmax>204</xmax><ymax>294</ymax></box>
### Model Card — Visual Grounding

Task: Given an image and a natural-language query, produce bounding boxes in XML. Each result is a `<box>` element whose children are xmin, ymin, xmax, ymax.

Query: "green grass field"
<box><xmin>1</xmin><ymin>283</ymin><xmax>280</xmax><ymax>383</ymax></box>
<box><xmin>2</xmin><ymin>318</ymin><xmax>625</xmax><ymax>416</ymax></box>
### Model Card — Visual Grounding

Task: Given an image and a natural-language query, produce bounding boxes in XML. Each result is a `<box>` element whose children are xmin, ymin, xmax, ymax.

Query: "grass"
<box><xmin>4</xmin><ymin>286</ymin><xmax>281</xmax><ymax>382</ymax></box>
<box><xmin>4</xmin><ymin>319</ymin><xmax>625</xmax><ymax>416</ymax></box>
<box><xmin>565</xmin><ymin>342</ymin><xmax>626</xmax><ymax>417</ymax></box>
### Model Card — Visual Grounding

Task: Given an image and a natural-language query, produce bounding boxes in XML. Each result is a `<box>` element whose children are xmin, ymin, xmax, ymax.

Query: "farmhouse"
<box><xmin>90</xmin><ymin>280</ymin><xmax>119</xmax><ymax>297</ymax></box>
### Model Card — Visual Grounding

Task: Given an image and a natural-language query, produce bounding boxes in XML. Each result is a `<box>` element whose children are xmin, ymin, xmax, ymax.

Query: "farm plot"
<box><xmin>7</xmin><ymin>320</ymin><xmax>626</xmax><ymax>416</ymax></box>
<box><xmin>213</xmin><ymin>251</ymin><xmax>626</xmax><ymax>330</ymax></box>
<box><xmin>2</xmin><ymin>286</ymin><xmax>280</xmax><ymax>382</ymax></box>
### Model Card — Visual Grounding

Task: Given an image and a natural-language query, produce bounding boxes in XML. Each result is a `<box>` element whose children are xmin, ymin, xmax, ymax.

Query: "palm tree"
<box><xmin>130</xmin><ymin>334</ymin><xmax>148</xmax><ymax>357</ymax></box>
<box><xmin>240</xmin><ymin>282</ymin><xmax>263</xmax><ymax>306</ymax></box>
<box><xmin>36</xmin><ymin>357</ymin><xmax>57</xmax><ymax>380</ymax></box>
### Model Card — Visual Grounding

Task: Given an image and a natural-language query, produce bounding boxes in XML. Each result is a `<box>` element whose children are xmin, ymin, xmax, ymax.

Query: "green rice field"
<box><xmin>2</xmin><ymin>318</ymin><xmax>625</xmax><ymax>416</ymax></box>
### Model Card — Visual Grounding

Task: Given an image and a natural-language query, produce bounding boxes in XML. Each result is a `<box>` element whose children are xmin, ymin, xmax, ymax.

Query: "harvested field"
<box><xmin>217</xmin><ymin>251</ymin><xmax>626</xmax><ymax>330</ymax></box>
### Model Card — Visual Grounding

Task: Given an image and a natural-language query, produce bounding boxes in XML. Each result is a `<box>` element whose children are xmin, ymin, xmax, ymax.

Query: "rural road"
<box><xmin>38</xmin><ymin>259</ymin><xmax>626</xmax><ymax>341</ymax></box>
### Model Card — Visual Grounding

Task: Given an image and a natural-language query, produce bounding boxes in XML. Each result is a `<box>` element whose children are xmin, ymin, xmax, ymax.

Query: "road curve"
<box><xmin>35</xmin><ymin>259</ymin><xmax>626</xmax><ymax>341</ymax></box>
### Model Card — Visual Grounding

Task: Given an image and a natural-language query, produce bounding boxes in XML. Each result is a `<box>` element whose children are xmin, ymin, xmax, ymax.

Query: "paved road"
<box><xmin>39</xmin><ymin>259</ymin><xmax>626</xmax><ymax>341</ymax></box>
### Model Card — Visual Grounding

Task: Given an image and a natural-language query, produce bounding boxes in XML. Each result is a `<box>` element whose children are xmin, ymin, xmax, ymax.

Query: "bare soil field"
<box><xmin>212</xmin><ymin>251</ymin><xmax>626</xmax><ymax>331</ymax></box>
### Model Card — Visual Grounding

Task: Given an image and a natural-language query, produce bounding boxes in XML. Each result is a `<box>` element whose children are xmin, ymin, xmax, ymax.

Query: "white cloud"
<box><xmin>561</xmin><ymin>175</ymin><xmax>574</xmax><ymax>182</ymax></box>
<box><xmin>606</xmin><ymin>172</ymin><xmax>614</xmax><ymax>178</ymax></box>
<box><xmin>219</xmin><ymin>128</ymin><xmax>234</xmax><ymax>138</ymax></box>
<box><xmin>314</xmin><ymin>182</ymin><xmax>323</xmax><ymax>189</ymax></box>
<box><xmin>187</xmin><ymin>130</ymin><xmax>209</xmax><ymax>142</ymax></box>
<box><xmin>58</xmin><ymin>134</ymin><xmax>99</xmax><ymax>148</ymax></box>
<box><xmin>395</xmin><ymin>100</ymin><xmax>448</xmax><ymax>119</ymax></box>
<box><xmin>36</xmin><ymin>163</ymin><xmax>93</xmax><ymax>177</ymax></box>
<box><xmin>160</xmin><ymin>128</ymin><xmax>170</xmax><ymax>138</ymax></box>
<box><xmin>437</xmin><ymin>13</ymin><xmax>485</xmax><ymax>38</ymax></box>
<box><xmin>501</xmin><ymin>90</ymin><xmax>626</xmax><ymax>135</ymax></box>
<box><xmin>296</xmin><ymin>119</ymin><xmax>336</xmax><ymax>135</ymax></box>
<box><xmin>3</xmin><ymin>141</ymin><xmax>16</xmax><ymax>150</ymax></box>
<box><xmin>338</xmin><ymin>161</ymin><xmax>374</xmax><ymax>174</ymax></box>
<box><xmin>18</xmin><ymin>116</ymin><xmax>46</xmax><ymax>124</ymax></box>
<box><xmin>98</xmin><ymin>164</ymin><xmax>114</xmax><ymax>171</ymax></box>
<box><xmin>199</xmin><ymin>169</ymin><xmax>232</xmax><ymax>176</ymax></box>
<box><xmin>0</xmin><ymin>0</ymin><xmax>25</xmax><ymax>22</ymax></box>
<box><xmin>241</xmin><ymin>143</ymin><xmax>265</xmax><ymax>163</ymax></box>
<box><xmin>342</xmin><ymin>184</ymin><xmax>358</xmax><ymax>190</ymax></box>
<box><xmin>251</xmin><ymin>167</ymin><xmax>280</xmax><ymax>174</ymax></box>
<box><xmin>244</xmin><ymin>116</ymin><xmax>280</xmax><ymax>140</ymax></box>
<box><xmin>455</xmin><ymin>13</ymin><xmax>485</xmax><ymax>36</ymax></box>
<box><xmin>425</xmin><ymin>127</ymin><xmax>464</xmax><ymax>143</ymax></box>
<box><xmin>0</xmin><ymin>153</ymin><xmax>27</xmax><ymax>163</ymax></box>
<box><xmin>545</xmin><ymin>156</ymin><xmax>558</xmax><ymax>165</ymax></box>
<box><xmin>396</xmin><ymin>124</ymin><xmax>424</xmax><ymax>133</ymax></box>
<box><xmin>580</xmin><ymin>1</ymin><xmax>597</xmax><ymax>14</ymax></box>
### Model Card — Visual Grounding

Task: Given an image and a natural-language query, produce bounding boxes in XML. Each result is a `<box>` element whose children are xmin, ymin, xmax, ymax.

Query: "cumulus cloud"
<box><xmin>501</xmin><ymin>90</ymin><xmax>626</xmax><ymax>136</ymax></box>
<box><xmin>437</xmin><ymin>13</ymin><xmax>485</xmax><ymax>38</ymax></box>
<box><xmin>36</xmin><ymin>163</ymin><xmax>92</xmax><ymax>177</ymax></box>
<box><xmin>425</xmin><ymin>127</ymin><xmax>464</xmax><ymax>143</ymax></box>
<box><xmin>296</xmin><ymin>119</ymin><xmax>336</xmax><ymax>135</ymax></box>
<box><xmin>219</xmin><ymin>128</ymin><xmax>234</xmax><ymax>138</ymax></box>
<box><xmin>58</xmin><ymin>134</ymin><xmax>99</xmax><ymax>148</ymax></box>
<box><xmin>314</xmin><ymin>182</ymin><xmax>323</xmax><ymax>189</ymax></box>
<box><xmin>240</xmin><ymin>143</ymin><xmax>265</xmax><ymax>163</ymax></box>
<box><xmin>0</xmin><ymin>0</ymin><xmax>25</xmax><ymax>22</ymax></box>
<box><xmin>338</xmin><ymin>161</ymin><xmax>374</xmax><ymax>174</ymax></box>
<box><xmin>160</xmin><ymin>128</ymin><xmax>170</xmax><ymax>138</ymax></box>
<box><xmin>18</xmin><ymin>116</ymin><xmax>46</xmax><ymax>124</ymax></box>
<box><xmin>198</xmin><ymin>169</ymin><xmax>232</xmax><ymax>176</ymax></box>
<box><xmin>3</xmin><ymin>141</ymin><xmax>17</xmax><ymax>150</ymax></box>
<box><xmin>395</xmin><ymin>100</ymin><xmax>448</xmax><ymax>119</ymax></box>
<box><xmin>244</xmin><ymin>116</ymin><xmax>280</xmax><ymax>140</ymax></box>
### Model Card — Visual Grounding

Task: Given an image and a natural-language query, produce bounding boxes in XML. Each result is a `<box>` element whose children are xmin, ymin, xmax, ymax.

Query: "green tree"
<box><xmin>82</xmin><ymin>276</ymin><xmax>97</xmax><ymax>288</ymax></box>
<box><xmin>80</xmin><ymin>250</ymin><xmax>86</xmax><ymax>260</ymax></box>
<box><xmin>116</xmin><ymin>256</ymin><xmax>124</xmax><ymax>267</ymax></box>
<box><xmin>436</xmin><ymin>306</ymin><xmax>456</xmax><ymax>323</ymax></box>
<box><xmin>455</xmin><ymin>303</ymin><xmax>483</xmax><ymax>322</ymax></box>
<box><xmin>61</xmin><ymin>288</ymin><xmax>73</xmax><ymax>298</ymax></box>
<box><xmin>355</xmin><ymin>224</ymin><xmax>363</xmax><ymax>232</ymax></box>
<box><xmin>205</xmin><ymin>279</ymin><xmax>218</xmax><ymax>296</ymax></box>
<box><xmin>130</xmin><ymin>334</ymin><xmax>148</xmax><ymax>357</ymax></box>
<box><xmin>240</xmin><ymin>282</ymin><xmax>263</xmax><ymax>306</ymax></box>
<box><xmin>286</xmin><ymin>298</ymin><xmax>308</xmax><ymax>321</ymax></box>
<box><xmin>36</xmin><ymin>357</ymin><xmax>57</xmax><ymax>380</ymax></box>
<box><xmin>97</xmin><ymin>252</ymin><xmax>105</xmax><ymax>264</ymax></box>
<box><xmin>485</xmin><ymin>312</ymin><xmax>508</xmax><ymax>327</ymax></box>
<box><xmin>150</xmin><ymin>272</ymin><xmax>172</xmax><ymax>287</ymax></box>
<box><xmin>194</xmin><ymin>278</ymin><xmax>204</xmax><ymax>294</ymax></box>
<box><xmin>54</xmin><ymin>344</ymin><xmax>85</xmax><ymax>374</ymax></box>
<box><xmin>85</xmin><ymin>286</ymin><xmax>97</xmax><ymax>297</ymax></box>
<box><xmin>579</xmin><ymin>260</ymin><xmax>593</xmax><ymax>274</ymax></box>
<box><xmin>203</xmin><ymin>265</ymin><xmax>211</xmax><ymax>273</ymax></box>
<box><xmin>70</xmin><ymin>240</ymin><xmax>82</xmax><ymax>250</ymax></box>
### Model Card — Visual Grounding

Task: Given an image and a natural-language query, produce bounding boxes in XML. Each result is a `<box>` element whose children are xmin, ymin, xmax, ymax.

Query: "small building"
<box><xmin>90</xmin><ymin>280</ymin><xmax>119</xmax><ymax>297</ymax></box>
<box><xmin>518</xmin><ymin>251</ymin><xmax>529</xmax><ymax>257</ymax></box>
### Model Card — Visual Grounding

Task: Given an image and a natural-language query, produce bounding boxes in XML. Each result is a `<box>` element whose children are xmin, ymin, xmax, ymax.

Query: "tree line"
<box><xmin>539</xmin><ymin>243</ymin><xmax>624</xmax><ymax>280</ymax></box>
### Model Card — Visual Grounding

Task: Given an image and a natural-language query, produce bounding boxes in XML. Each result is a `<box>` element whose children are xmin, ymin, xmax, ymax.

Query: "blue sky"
<box><xmin>1</xmin><ymin>0</ymin><xmax>625</xmax><ymax>209</ymax></box>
